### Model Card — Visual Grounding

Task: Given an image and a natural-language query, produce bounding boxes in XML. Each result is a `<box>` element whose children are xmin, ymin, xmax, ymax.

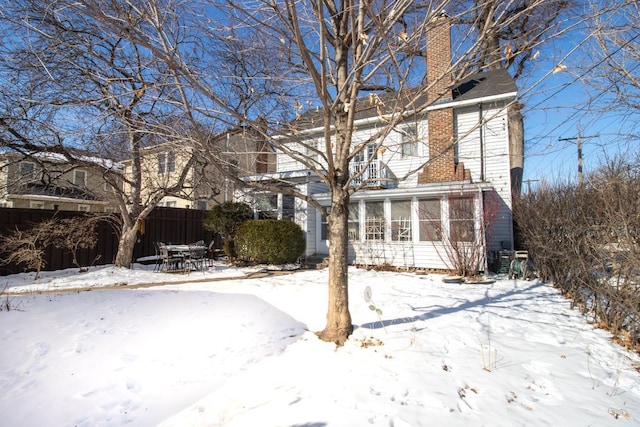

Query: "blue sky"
<box><xmin>519</xmin><ymin>3</ymin><xmax>638</xmax><ymax>188</ymax></box>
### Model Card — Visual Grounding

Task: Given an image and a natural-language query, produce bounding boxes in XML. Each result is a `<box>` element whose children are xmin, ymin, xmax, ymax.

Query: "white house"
<box><xmin>238</xmin><ymin>20</ymin><xmax>520</xmax><ymax>273</ymax></box>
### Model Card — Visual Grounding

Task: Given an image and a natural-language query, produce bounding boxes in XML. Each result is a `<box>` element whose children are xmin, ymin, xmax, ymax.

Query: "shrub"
<box><xmin>204</xmin><ymin>202</ymin><xmax>253</xmax><ymax>260</ymax></box>
<box><xmin>203</xmin><ymin>202</ymin><xmax>253</xmax><ymax>237</ymax></box>
<box><xmin>235</xmin><ymin>219</ymin><xmax>305</xmax><ymax>264</ymax></box>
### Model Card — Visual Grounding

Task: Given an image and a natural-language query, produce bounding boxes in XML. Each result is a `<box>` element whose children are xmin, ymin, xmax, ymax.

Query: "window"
<box><xmin>196</xmin><ymin>200</ymin><xmax>208</xmax><ymax>210</ymax></box>
<box><xmin>418</xmin><ymin>199</ymin><xmax>442</xmax><ymax>241</ymax></box>
<box><xmin>158</xmin><ymin>151</ymin><xmax>176</xmax><ymax>175</ymax></box>
<box><xmin>348</xmin><ymin>203</ymin><xmax>360</xmax><ymax>240</ymax></box>
<box><xmin>167</xmin><ymin>151</ymin><xmax>176</xmax><ymax>173</ymax></box>
<box><xmin>391</xmin><ymin>200</ymin><xmax>412</xmax><ymax>241</ymax></box>
<box><xmin>365</xmin><ymin>201</ymin><xmax>385</xmax><ymax>241</ymax></box>
<box><xmin>321</xmin><ymin>203</ymin><xmax>359</xmax><ymax>241</ymax></box>
<box><xmin>320</xmin><ymin>208</ymin><xmax>329</xmax><ymax>241</ymax></box>
<box><xmin>20</xmin><ymin>162</ymin><xmax>35</xmax><ymax>178</ymax></box>
<box><xmin>449</xmin><ymin>197</ymin><xmax>475</xmax><ymax>242</ymax></box>
<box><xmin>164</xmin><ymin>200</ymin><xmax>177</xmax><ymax>208</ymax></box>
<box><xmin>282</xmin><ymin>194</ymin><xmax>295</xmax><ymax>221</ymax></box>
<box><xmin>104</xmin><ymin>207</ymin><xmax>116</xmax><ymax>213</ymax></box>
<box><xmin>78</xmin><ymin>204</ymin><xmax>90</xmax><ymax>212</ymax></box>
<box><xmin>74</xmin><ymin>170</ymin><xmax>86</xmax><ymax>187</ymax></box>
<box><xmin>256</xmin><ymin>193</ymin><xmax>278</xmax><ymax>219</ymax></box>
<box><xmin>30</xmin><ymin>201</ymin><xmax>45</xmax><ymax>209</ymax></box>
<box><xmin>158</xmin><ymin>153</ymin><xmax>166</xmax><ymax>174</ymax></box>
<box><xmin>400</xmin><ymin>125</ymin><xmax>418</xmax><ymax>158</ymax></box>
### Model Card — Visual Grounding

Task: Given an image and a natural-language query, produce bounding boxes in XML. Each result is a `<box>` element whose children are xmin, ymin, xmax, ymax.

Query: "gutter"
<box><xmin>272</xmin><ymin>92</ymin><xmax>518</xmax><ymax>139</ymax></box>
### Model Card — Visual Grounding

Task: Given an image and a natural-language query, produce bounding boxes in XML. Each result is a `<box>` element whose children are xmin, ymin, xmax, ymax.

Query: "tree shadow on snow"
<box><xmin>357</xmin><ymin>279</ymin><xmax>546</xmax><ymax>331</ymax></box>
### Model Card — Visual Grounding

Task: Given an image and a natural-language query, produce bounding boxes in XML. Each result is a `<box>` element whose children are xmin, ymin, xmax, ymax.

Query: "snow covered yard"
<box><xmin>1</xmin><ymin>264</ymin><xmax>639</xmax><ymax>426</ymax></box>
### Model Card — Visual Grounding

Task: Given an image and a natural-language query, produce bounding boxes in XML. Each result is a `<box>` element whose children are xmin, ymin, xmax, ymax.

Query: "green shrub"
<box><xmin>203</xmin><ymin>202</ymin><xmax>253</xmax><ymax>237</ymax></box>
<box><xmin>235</xmin><ymin>219</ymin><xmax>305</xmax><ymax>264</ymax></box>
<box><xmin>222</xmin><ymin>238</ymin><xmax>236</xmax><ymax>260</ymax></box>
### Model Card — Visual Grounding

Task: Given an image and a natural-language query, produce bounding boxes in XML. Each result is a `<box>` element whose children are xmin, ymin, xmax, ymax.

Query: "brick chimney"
<box><xmin>419</xmin><ymin>12</ymin><xmax>470</xmax><ymax>184</ymax></box>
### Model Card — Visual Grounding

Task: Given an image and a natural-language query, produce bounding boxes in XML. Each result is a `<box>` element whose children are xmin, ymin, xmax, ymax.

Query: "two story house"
<box><xmin>0</xmin><ymin>151</ymin><xmax>120</xmax><ymax>212</ymax></box>
<box><xmin>238</xmin><ymin>19</ymin><xmax>520</xmax><ymax>272</ymax></box>
<box><xmin>127</xmin><ymin>125</ymin><xmax>276</xmax><ymax>210</ymax></box>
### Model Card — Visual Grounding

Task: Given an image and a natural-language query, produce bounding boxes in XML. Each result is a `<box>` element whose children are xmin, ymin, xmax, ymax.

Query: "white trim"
<box><xmin>426</xmin><ymin>92</ymin><xmax>518</xmax><ymax>112</ymax></box>
<box><xmin>271</xmin><ymin>92</ymin><xmax>517</xmax><ymax>138</ymax></box>
<box><xmin>313</xmin><ymin>182</ymin><xmax>493</xmax><ymax>204</ymax></box>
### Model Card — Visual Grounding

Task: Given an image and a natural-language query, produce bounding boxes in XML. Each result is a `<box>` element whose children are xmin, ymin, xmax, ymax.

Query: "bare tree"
<box><xmin>0</xmin><ymin>1</ymin><xmax>217</xmax><ymax>267</ymax></box>
<box><xmin>581</xmin><ymin>1</ymin><xmax>640</xmax><ymax>132</ymax></box>
<box><xmin>70</xmin><ymin>0</ymin><xmax>573</xmax><ymax>345</ymax></box>
<box><xmin>1</xmin><ymin>0</ymin><xmax>571</xmax><ymax>344</ymax></box>
<box><xmin>451</xmin><ymin>0</ymin><xmax>575</xmax><ymax>195</ymax></box>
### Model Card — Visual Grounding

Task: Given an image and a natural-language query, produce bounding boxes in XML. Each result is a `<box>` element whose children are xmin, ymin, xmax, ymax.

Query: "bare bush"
<box><xmin>51</xmin><ymin>216</ymin><xmax>100</xmax><ymax>272</ymax></box>
<box><xmin>0</xmin><ymin>215</ymin><xmax>101</xmax><ymax>278</ymax></box>
<box><xmin>515</xmin><ymin>157</ymin><xmax>640</xmax><ymax>350</ymax></box>
<box><xmin>0</xmin><ymin>220</ymin><xmax>57</xmax><ymax>279</ymax></box>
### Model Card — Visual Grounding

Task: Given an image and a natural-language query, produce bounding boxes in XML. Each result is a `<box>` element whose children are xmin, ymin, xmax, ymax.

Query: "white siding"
<box><xmin>455</xmin><ymin>102</ymin><xmax>513</xmax><ymax>252</ymax></box>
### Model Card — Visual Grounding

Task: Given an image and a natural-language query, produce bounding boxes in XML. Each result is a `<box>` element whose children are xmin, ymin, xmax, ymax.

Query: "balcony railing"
<box><xmin>349</xmin><ymin>160</ymin><xmax>388</xmax><ymax>188</ymax></box>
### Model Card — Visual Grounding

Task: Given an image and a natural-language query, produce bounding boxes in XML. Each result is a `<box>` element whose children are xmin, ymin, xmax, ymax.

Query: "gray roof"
<box><xmin>288</xmin><ymin>68</ymin><xmax>517</xmax><ymax>131</ymax></box>
<box><xmin>452</xmin><ymin>68</ymin><xmax>517</xmax><ymax>102</ymax></box>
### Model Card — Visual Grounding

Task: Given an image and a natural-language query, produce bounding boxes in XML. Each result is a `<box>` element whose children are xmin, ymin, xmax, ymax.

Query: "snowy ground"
<box><xmin>1</xmin><ymin>262</ymin><xmax>639</xmax><ymax>426</ymax></box>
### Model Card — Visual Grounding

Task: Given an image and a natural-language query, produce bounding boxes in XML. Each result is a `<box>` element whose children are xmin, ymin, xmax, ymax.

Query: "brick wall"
<box><xmin>418</xmin><ymin>13</ymin><xmax>470</xmax><ymax>184</ymax></box>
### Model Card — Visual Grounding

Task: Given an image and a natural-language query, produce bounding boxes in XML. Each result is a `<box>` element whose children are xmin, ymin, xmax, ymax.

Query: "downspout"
<box><xmin>224</xmin><ymin>132</ymin><xmax>229</xmax><ymax>202</ymax></box>
<box><xmin>479</xmin><ymin>104</ymin><xmax>485</xmax><ymax>181</ymax></box>
<box><xmin>478</xmin><ymin>187</ymin><xmax>488</xmax><ymax>274</ymax></box>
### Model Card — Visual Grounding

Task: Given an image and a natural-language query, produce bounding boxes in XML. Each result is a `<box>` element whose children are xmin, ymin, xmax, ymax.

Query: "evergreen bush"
<box><xmin>235</xmin><ymin>219</ymin><xmax>305</xmax><ymax>264</ymax></box>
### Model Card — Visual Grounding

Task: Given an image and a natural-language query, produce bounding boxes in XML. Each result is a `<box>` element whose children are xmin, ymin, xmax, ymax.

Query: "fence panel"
<box><xmin>0</xmin><ymin>207</ymin><xmax>216</xmax><ymax>276</ymax></box>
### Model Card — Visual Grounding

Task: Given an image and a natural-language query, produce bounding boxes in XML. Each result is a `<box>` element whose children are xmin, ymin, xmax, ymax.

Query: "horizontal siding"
<box><xmin>455</xmin><ymin>106</ymin><xmax>482</xmax><ymax>180</ymax></box>
<box><xmin>349</xmin><ymin>241</ymin><xmax>454</xmax><ymax>270</ymax></box>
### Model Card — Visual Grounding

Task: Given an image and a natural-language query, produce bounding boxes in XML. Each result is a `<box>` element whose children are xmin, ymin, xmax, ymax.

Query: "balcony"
<box><xmin>349</xmin><ymin>160</ymin><xmax>388</xmax><ymax>188</ymax></box>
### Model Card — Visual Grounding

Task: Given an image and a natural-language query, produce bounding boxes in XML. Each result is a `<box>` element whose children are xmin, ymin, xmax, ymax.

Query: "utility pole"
<box><xmin>523</xmin><ymin>179</ymin><xmax>540</xmax><ymax>193</ymax></box>
<box><xmin>558</xmin><ymin>134</ymin><xmax>598</xmax><ymax>186</ymax></box>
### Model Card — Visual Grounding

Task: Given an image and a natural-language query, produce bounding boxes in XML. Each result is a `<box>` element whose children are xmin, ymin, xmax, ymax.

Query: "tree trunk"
<box><xmin>317</xmin><ymin>188</ymin><xmax>353</xmax><ymax>345</ymax></box>
<box><xmin>114</xmin><ymin>223</ymin><xmax>139</xmax><ymax>268</ymax></box>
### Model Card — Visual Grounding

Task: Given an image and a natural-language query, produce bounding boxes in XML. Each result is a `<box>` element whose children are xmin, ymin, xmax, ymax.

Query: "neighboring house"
<box><xmin>128</xmin><ymin>126</ymin><xmax>275</xmax><ymax>210</ymax></box>
<box><xmin>0</xmin><ymin>151</ymin><xmax>121</xmax><ymax>212</ymax></box>
<box><xmin>238</xmin><ymin>18</ymin><xmax>521</xmax><ymax>271</ymax></box>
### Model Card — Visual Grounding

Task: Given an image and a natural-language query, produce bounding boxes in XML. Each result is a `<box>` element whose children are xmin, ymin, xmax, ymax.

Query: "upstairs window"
<box><xmin>19</xmin><ymin>162</ymin><xmax>35</xmax><ymax>179</ymax></box>
<box><xmin>158</xmin><ymin>151</ymin><xmax>176</xmax><ymax>175</ymax></box>
<box><xmin>74</xmin><ymin>170</ymin><xmax>87</xmax><ymax>187</ymax></box>
<box><xmin>400</xmin><ymin>124</ymin><xmax>418</xmax><ymax>158</ymax></box>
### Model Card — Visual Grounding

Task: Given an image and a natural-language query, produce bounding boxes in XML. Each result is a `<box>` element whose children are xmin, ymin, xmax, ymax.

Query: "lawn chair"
<box><xmin>159</xmin><ymin>242</ymin><xmax>183</xmax><ymax>272</ymax></box>
<box><xmin>185</xmin><ymin>243</ymin><xmax>206</xmax><ymax>273</ymax></box>
<box><xmin>153</xmin><ymin>242</ymin><xmax>163</xmax><ymax>272</ymax></box>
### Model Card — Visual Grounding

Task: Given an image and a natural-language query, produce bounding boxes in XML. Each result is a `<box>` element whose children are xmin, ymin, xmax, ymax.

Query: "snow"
<box><xmin>1</xmin><ymin>262</ymin><xmax>639</xmax><ymax>426</ymax></box>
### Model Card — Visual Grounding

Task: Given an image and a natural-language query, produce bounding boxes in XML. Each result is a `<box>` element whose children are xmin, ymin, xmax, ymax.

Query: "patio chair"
<box><xmin>159</xmin><ymin>242</ymin><xmax>183</xmax><ymax>272</ymax></box>
<box><xmin>185</xmin><ymin>243</ymin><xmax>206</xmax><ymax>273</ymax></box>
<box><xmin>153</xmin><ymin>242</ymin><xmax>163</xmax><ymax>272</ymax></box>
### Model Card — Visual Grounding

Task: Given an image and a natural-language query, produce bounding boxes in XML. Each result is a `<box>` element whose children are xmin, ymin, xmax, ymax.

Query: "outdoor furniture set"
<box><xmin>155</xmin><ymin>241</ymin><xmax>208</xmax><ymax>273</ymax></box>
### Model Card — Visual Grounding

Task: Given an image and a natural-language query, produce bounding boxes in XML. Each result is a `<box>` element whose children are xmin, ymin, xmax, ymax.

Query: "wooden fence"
<box><xmin>0</xmin><ymin>207</ymin><xmax>217</xmax><ymax>276</ymax></box>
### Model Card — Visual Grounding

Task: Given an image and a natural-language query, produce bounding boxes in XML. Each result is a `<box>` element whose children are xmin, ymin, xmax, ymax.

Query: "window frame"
<box><xmin>449</xmin><ymin>197</ymin><xmax>475</xmax><ymax>243</ymax></box>
<box><xmin>390</xmin><ymin>200</ymin><xmax>412</xmax><ymax>241</ymax></box>
<box><xmin>400</xmin><ymin>124</ymin><xmax>418</xmax><ymax>158</ymax></box>
<box><xmin>73</xmin><ymin>169</ymin><xmax>87</xmax><ymax>187</ymax></box>
<box><xmin>364</xmin><ymin>200</ymin><xmax>385</xmax><ymax>241</ymax></box>
<box><xmin>418</xmin><ymin>198</ymin><xmax>442</xmax><ymax>241</ymax></box>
